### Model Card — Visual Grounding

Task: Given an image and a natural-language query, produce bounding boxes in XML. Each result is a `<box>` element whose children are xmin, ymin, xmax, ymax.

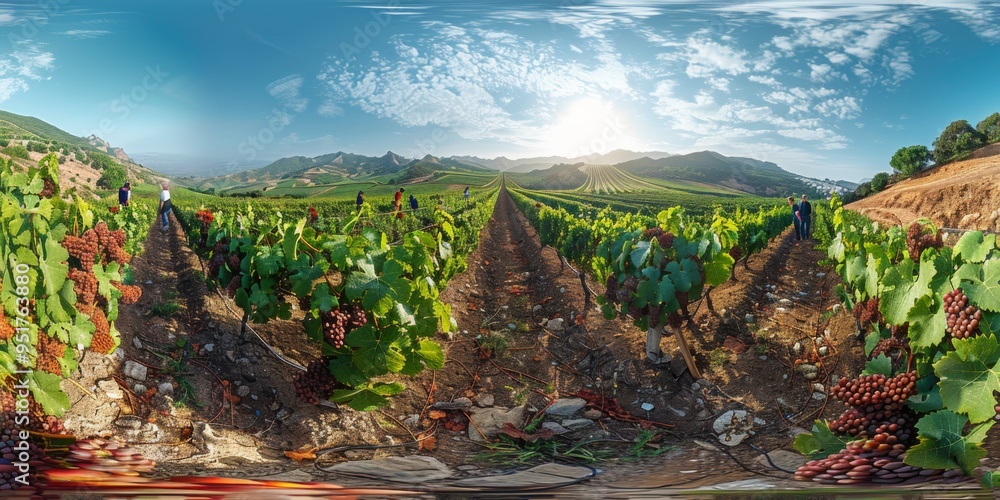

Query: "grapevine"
<box><xmin>943</xmin><ymin>289</ymin><xmax>981</xmax><ymax>339</ymax></box>
<box><xmin>905</xmin><ymin>220</ymin><xmax>943</xmax><ymax>262</ymax></box>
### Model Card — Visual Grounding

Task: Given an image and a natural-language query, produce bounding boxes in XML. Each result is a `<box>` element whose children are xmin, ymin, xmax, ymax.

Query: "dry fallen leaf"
<box><xmin>418</xmin><ymin>436</ymin><xmax>437</xmax><ymax>452</ymax></box>
<box><xmin>284</xmin><ymin>450</ymin><xmax>317</xmax><ymax>462</ymax></box>
<box><xmin>428</xmin><ymin>410</ymin><xmax>447</xmax><ymax>420</ymax></box>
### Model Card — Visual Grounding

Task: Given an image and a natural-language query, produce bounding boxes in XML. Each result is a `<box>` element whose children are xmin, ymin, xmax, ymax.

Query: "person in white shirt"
<box><xmin>159</xmin><ymin>181</ymin><xmax>172</xmax><ymax>232</ymax></box>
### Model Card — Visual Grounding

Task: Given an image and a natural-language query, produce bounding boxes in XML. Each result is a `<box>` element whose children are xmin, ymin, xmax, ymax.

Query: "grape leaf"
<box><xmin>288</xmin><ymin>254</ymin><xmax>326</xmax><ymax>296</ymax></box>
<box><xmin>704</xmin><ymin>252</ymin><xmax>734</xmax><ymax>287</ymax></box>
<box><xmin>954</xmin><ymin>231</ymin><xmax>995</xmax><ymax>264</ymax></box>
<box><xmin>793</xmin><ymin>420</ymin><xmax>851</xmax><ymax>459</ymax></box>
<box><xmin>907</xmin><ymin>383</ymin><xmax>943</xmax><ymax>413</ymax></box>
<box><xmin>328</xmin><ymin>355</ymin><xmax>367</xmax><ymax>387</ymax></box>
<box><xmin>333</xmin><ymin>388</ymin><xmax>390</xmax><ymax>411</ymax></box>
<box><xmin>346</xmin><ymin>259</ymin><xmax>411</xmax><ymax>317</ymax></box>
<box><xmin>862</xmin><ymin>354</ymin><xmax>892</xmax><ymax>376</ymax></box>
<box><xmin>907</xmin><ymin>295</ymin><xmax>946</xmax><ymax>349</ymax></box>
<box><xmin>933</xmin><ymin>334</ymin><xmax>1000</xmax><ymax>423</ymax></box>
<box><xmin>952</xmin><ymin>262</ymin><xmax>983</xmax><ymax>287</ymax></box>
<box><xmin>981</xmin><ymin>470</ymin><xmax>1000</xmax><ymax>488</ymax></box>
<box><xmin>347</xmin><ymin>324</ymin><xmax>405</xmax><ymax>376</ymax></box>
<box><xmin>630</xmin><ymin>240</ymin><xmax>651</xmax><ymax>268</ymax></box>
<box><xmin>905</xmin><ymin>409</ymin><xmax>993</xmax><ymax>474</ymax></box>
<box><xmin>961</xmin><ymin>259</ymin><xmax>1000</xmax><ymax>313</ymax></box>
<box><xmin>29</xmin><ymin>370</ymin><xmax>70</xmax><ymax>417</ymax></box>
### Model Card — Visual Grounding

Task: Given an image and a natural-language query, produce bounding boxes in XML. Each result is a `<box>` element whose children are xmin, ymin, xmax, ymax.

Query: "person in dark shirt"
<box><xmin>356</xmin><ymin>190</ymin><xmax>364</xmax><ymax>211</ymax></box>
<box><xmin>409</xmin><ymin>194</ymin><xmax>418</xmax><ymax>211</ymax></box>
<box><xmin>788</xmin><ymin>196</ymin><xmax>801</xmax><ymax>241</ymax></box>
<box><xmin>118</xmin><ymin>182</ymin><xmax>131</xmax><ymax>206</ymax></box>
<box><xmin>463</xmin><ymin>186</ymin><xmax>470</xmax><ymax>200</ymax></box>
<box><xmin>799</xmin><ymin>194</ymin><xmax>813</xmax><ymax>240</ymax></box>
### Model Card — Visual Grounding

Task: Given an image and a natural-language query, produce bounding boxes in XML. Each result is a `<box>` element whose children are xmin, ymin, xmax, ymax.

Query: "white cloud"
<box><xmin>684</xmin><ymin>38</ymin><xmax>750</xmax><ymax>78</ymax></box>
<box><xmin>318</xmin><ymin>100</ymin><xmax>343</xmax><ymax>118</ymax></box>
<box><xmin>0</xmin><ymin>9</ymin><xmax>15</xmax><ymax>24</ymax></box>
<box><xmin>815</xmin><ymin>96</ymin><xmax>862</xmax><ymax>119</ymax></box>
<box><xmin>60</xmin><ymin>30</ymin><xmax>111</xmax><ymax>39</ymax></box>
<box><xmin>322</xmin><ymin>26</ymin><xmax>638</xmax><ymax>146</ymax></box>
<box><xmin>809</xmin><ymin>63</ymin><xmax>832</xmax><ymax>82</ymax></box>
<box><xmin>0</xmin><ymin>42</ymin><xmax>54</xmax><ymax>103</ymax></box>
<box><xmin>748</xmin><ymin>74</ymin><xmax>781</xmax><ymax>87</ymax></box>
<box><xmin>266</xmin><ymin>74</ymin><xmax>308</xmax><ymax>113</ymax></box>
<box><xmin>885</xmin><ymin>47</ymin><xmax>913</xmax><ymax>83</ymax></box>
<box><xmin>826</xmin><ymin>51</ymin><xmax>850</xmax><ymax>64</ymax></box>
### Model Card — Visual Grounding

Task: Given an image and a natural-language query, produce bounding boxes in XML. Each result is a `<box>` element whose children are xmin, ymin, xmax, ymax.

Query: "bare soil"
<box><xmin>848</xmin><ymin>145</ymin><xmax>1000</xmax><ymax>230</ymax></box>
<box><xmin>57</xmin><ymin>184</ymin><xmax>891</xmax><ymax>488</ymax></box>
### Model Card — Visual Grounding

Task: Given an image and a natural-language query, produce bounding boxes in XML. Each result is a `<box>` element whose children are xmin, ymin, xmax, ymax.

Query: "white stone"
<box><xmin>541</xmin><ymin>421</ymin><xmax>570</xmax><ymax>435</ymax></box>
<box><xmin>123</xmin><ymin>360</ymin><xmax>147</xmax><ymax>381</ymax></box>
<box><xmin>533</xmin><ymin>305</ymin><xmax>542</xmax><ymax>313</ymax></box>
<box><xmin>545</xmin><ymin>318</ymin><xmax>565</xmax><ymax>331</ymax></box>
<box><xmin>546</xmin><ymin>398</ymin><xmax>587</xmax><ymax>417</ymax></box>
<box><xmin>98</xmin><ymin>379</ymin><xmax>122</xmax><ymax>399</ymax></box>
<box><xmin>640</xmin><ymin>402</ymin><xmax>655</xmax><ymax>411</ymax></box>
<box><xmin>204</xmin><ymin>343</ymin><xmax>215</xmax><ymax>352</ymax></box>
<box><xmin>237</xmin><ymin>385</ymin><xmax>250</xmax><ymax>398</ymax></box>
<box><xmin>562</xmin><ymin>418</ymin><xmax>594</xmax><ymax>430</ymax></box>
<box><xmin>132</xmin><ymin>337</ymin><xmax>142</xmax><ymax>349</ymax></box>
<box><xmin>714</xmin><ymin>410</ymin><xmax>763</xmax><ymax>447</ymax></box>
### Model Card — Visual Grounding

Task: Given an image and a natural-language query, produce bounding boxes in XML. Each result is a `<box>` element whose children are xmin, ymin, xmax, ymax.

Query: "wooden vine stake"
<box><xmin>648</xmin><ymin>325</ymin><xmax>701</xmax><ymax>379</ymax></box>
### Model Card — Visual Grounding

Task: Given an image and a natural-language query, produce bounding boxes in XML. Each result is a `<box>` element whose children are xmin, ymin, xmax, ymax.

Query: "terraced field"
<box><xmin>577</xmin><ymin>164</ymin><xmax>665</xmax><ymax>193</ymax></box>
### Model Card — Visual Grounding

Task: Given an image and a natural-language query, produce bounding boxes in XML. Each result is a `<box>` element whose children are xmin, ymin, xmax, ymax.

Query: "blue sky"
<box><xmin>1</xmin><ymin>1</ymin><xmax>999</xmax><ymax>181</ymax></box>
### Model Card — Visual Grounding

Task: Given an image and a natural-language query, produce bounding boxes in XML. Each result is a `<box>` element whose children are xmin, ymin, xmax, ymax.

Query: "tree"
<box><xmin>97</xmin><ymin>164</ymin><xmax>128</xmax><ymax>189</ymax></box>
<box><xmin>890</xmin><ymin>145</ymin><xmax>930</xmax><ymax>176</ymax></box>
<box><xmin>870</xmin><ymin>172</ymin><xmax>890</xmax><ymax>192</ymax></box>
<box><xmin>932</xmin><ymin>120</ymin><xmax>984</xmax><ymax>164</ymax></box>
<box><xmin>3</xmin><ymin>144</ymin><xmax>30</xmax><ymax>160</ymax></box>
<box><xmin>978</xmin><ymin>112</ymin><xmax>1000</xmax><ymax>144</ymax></box>
<box><xmin>89</xmin><ymin>152</ymin><xmax>118</xmax><ymax>171</ymax></box>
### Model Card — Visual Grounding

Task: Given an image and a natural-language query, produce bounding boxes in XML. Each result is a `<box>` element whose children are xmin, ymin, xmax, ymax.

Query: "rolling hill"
<box><xmin>0</xmin><ymin>109</ymin><xmax>158</xmax><ymax>196</ymax></box>
<box><xmin>616</xmin><ymin>151</ymin><xmax>823</xmax><ymax>197</ymax></box>
<box><xmin>454</xmin><ymin>148</ymin><xmax>673</xmax><ymax>173</ymax></box>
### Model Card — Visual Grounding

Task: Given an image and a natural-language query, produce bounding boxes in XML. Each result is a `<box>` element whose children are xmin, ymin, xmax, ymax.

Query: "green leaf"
<box><xmin>328</xmin><ymin>355</ymin><xmax>368</xmax><ymax>387</ymax></box>
<box><xmin>347</xmin><ymin>324</ymin><xmax>405</xmax><ymax>376</ymax></box>
<box><xmin>981</xmin><ymin>470</ymin><xmax>1000</xmax><ymax>488</ymax></box>
<box><xmin>333</xmin><ymin>387</ymin><xmax>390</xmax><ymax>411</ymax></box>
<box><xmin>704</xmin><ymin>252</ymin><xmax>734</xmax><ymax>287</ymax></box>
<box><xmin>630</xmin><ymin>240</ymin><xmax>651</xmax><ymax>268</ymax></box>
<box><xmin>288</xmin><ymin>255</ymin><xmax>326</xmax><ymax>296</ymax></box>
<box><xmin>862</xmin><ymin>354</ymin><xmax>893</xmax><ymax>376</ymax></box>
<box><xmin>905</xmin><ymin>409</ymin><xmax>993</xmax><ymax>474</ymax></box>
<box><xmin>416</xmin><ymin>339</ymin><xmax>444</xmax><ymax>370</ymax></box>
<box><xmin>371</xmin><ymin>381</ymin><xmax>406</xmax><ymax>396</ymax></box>
<box><xmin>954</xmin><ymin>231</ymin><xmax>995</xmax><ymax>264</ymax></box>
<box><xmin>634</xmin><ymin>277</ymin><xmax>657</xmax><ymax>308</ymax></box>
<box><xmin>793</xmin><ymin>421</ymin><xmax>851</xmax><ymax>459</ymax></box>
<box><xmin>656</xmin><ymin>275</ymin><xmax>677</xmax><ymax>308</ymax></box>
<box><xmin>907</xmin><ymin>383</ymin><xmax>943</xmax><ymax>413</ymax></box>
<box><xmin>282</xmin><ymin>218</ymin><xmax>306</xmax><ymax>262</ymax></box>
<box><xmin>864</xmin><ymin>326</ymin><xmax>889</xmax><ymax>357</ymax></box>
<box><xmin>933</xmin><ymin>333</ymin><xmax>1000</xmax><ymax>423</ymax></box>
<box><xmin>29</xmin><ymin>370</ymin><xmax>71</xmax><ymax>417</ymax></box>
<box><xmin>962</xmin><ymin>259</ymin><xmax>1000</xmax><ymax>313</ymax></box>
<box><xmin>907</xmin><ymin>295</ymin><xmax>946</xmax><ymax>349</ymax></box>
<box><xmin>345</xmin><ymin>259</ymin><xmax>410</xmax><ymax>316</ymax></box>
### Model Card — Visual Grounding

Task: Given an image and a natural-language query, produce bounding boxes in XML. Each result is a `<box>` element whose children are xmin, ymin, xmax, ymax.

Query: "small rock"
<box><xmin>269</xmin><ymin>402</ymin><xmax>281</xmax><ymax>411</ymax></box>
<box><xmin>812</xmin><ymin>383</ymin><xmax>825</xmax><ymax>394</ymax></box>
<box><xmin>816</xmin><ymin>273</ymin><xmax>826</xmax><ymax>278</ymax></box>
<box><xmin>225</xmin><ymin>351</ymin><xmax>236</xmax><ymax>362</ymax></box>
<box><xmin>157</xmin><ymin>382</ymin><xmax>174</xmax><ymax>398</ymax></box>
<box><xmin>713</xmin><ymin>410</ymin><xmax>764</xmax><ymax>447</ymax></box>
<box><xmin>744</xmin><ymin>314</ymin><xmax>755</xmax><ymax>324</ymax></box>
<box><xmin>583</xmin><ymin>409</ymin><xmax>603</xmax><ymax>420</ymax></box>
<box><xmin>775</xmin><ymin>307</ymin><xmax>788</xmax><ymax>313</ymax></box>
<box><xmin>562</xmin><ymin>418</ymin><xmax>594</xmax><ymax>430</ymax></box>
<box><xmin>98</xmin><ymin>380</ymin><xmax>123</xmax><ymax>399</ymax></box>
<box><xmin>798</xmin><ymin>292</ymin><xmax>808</xmax><ymax>296</ymax></box>
<box><xmin>559</xmin><ymin>287</ymin><xmax>565</xmax><ymax>294</ymax></box>
<box><xmin>696</xmin><ymin>379</ymin><xmax>712</xmax><ymax>389</ymax></box>
<box><xmin>454</xmin><ymin>397</ymin><xmax>473</xmax><ymax>407</ymax></box>
<box><xmin>204</xmin><ymin>343</ymin><xmax>215</xmax><ymax>352</ymax></box>
<box><xmin>812</xmin><ymin>392</ymin><xmax>825</xmax><ymax>401</ymax></box>
<box><xmin>343</xmin><ymin>450</ymin><xmax>358</xmax><ymax>460</ymax></box>
<box><xmin>276</xmin><ymin>408</ymin><xmax>291</xmax><ymax>420</ymax></box>
<box><xmin>532</xmin><ymin>305</ymin><xmax>542</xmax><ymax>313</ymax></box>
<box><xmin>476</xmin><ymin>394</ymin><xmax>495</xmax><ymax>407</ymax></box>
<box><xmin>541</xmin><ymin>421</ymin><xmax>570</xmax><ymax>435</ymax></box>
<box><xmin>779</xmin><ymin>298</ymin><xmax>793</xmax><ymax>305</ymax></box>
<box><xmin>132</xmin><ymin>337</ymin><xmax>142</xmax><ymax>349</ymax></box>
<box><xmin>134</xmin><ymin>384</ymin><xmax>147</xmax><ymax>395</ymax></box>
<box><xmin>693</xmin><ymin>439</ymin><xmax>721</xmax><ymax>452</ymax></box>
<box><xmin>546</xmin><ymin>398</ymin><xmax>587</xmax><ymax>417</ymax></box>
<box><xmin>403</xmin><ymin>414</ymin><xmax>420</xmax><ymax>427</ymax></box>
<box><xmin>237</xmin><ymin>385</ymin><xmax>250</xmax><ymax>398</ymax></box>
<box><xmin>832</xmin><ymin>303</ymin><xmax>842</xmax><ymax>312</ymax></box>
<box><xmin>765</xmin><ymin>292</ymin><xmax>778</xmax><ymax>301</ymax></box>
<box><xmin>640</xmin><ymin>402</ymin><xmax>655</xmax><ymax>412</ymax></box>
<box><xmin>251</xmin><ymin>395</ymin><xmax>258</xmax><ymax>400</ymax></box>
<box><xmin>507</xmin><ymin>323</ymin><xmax>517</xmax><ymax>331</ymax></box>
<box><xmin>430</xmin><ymin>399</ymin><xmax>474</xmax><ymax>411</ymax></box>
<box><xmin>145</xmin><ymin>280</ymin><xmax>153</xmax><ymax>285</ymax></box>
<box><xmin>792</xmin><ymin>342</ymin><xmax>802</xmax><ymax>354</ymax></box>
<box><xmin>818</xmin><ymin>346</ymin><xmax>829</xmax><ymax>356</ymax></box>
<box><xmin>123</xmin><ymin>360</ymin><xmax>148</xmax><ymax>381</ymax></box>
<box><xmin>545</xmin><ymin>318</ymin><xmax>565</xmax><ymax>331</ymax></box>
<box><xmin>667</xmin><ymin>406</ymin><xmax>686</xmax><ymax>417</ymax></box>
<box><xmin>457</xmin><ymin>465</ymin><xmax>479</xmax><ymax>471</ymax></box>
<box><xmin>691</xmin><ymin>383</ymin><xmax>701</xmax><ymax>391</ymax></box>
<box><xmin>468</xmin><ymin>406</ymin><xmax>526</xmax><ymax>442</ymax></box>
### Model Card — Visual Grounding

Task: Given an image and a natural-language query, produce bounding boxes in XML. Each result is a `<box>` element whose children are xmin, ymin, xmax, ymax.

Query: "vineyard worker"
<box><xmin>394</xmin><ymin>187</ymin><xmax>405</xmax><ymax>211</ymax></box>
<box><xmin>788</xmin><ymin>196</ymin><xmax>801</xmax><ymax>241</ymax></box>
<box><xmin>118</xmin><ymin>181</ymin><xmax>131</xmax><ymax>207</ymax></box>
<box><xmin>159</xmin><ymin>180</ymin><xmax>172</xmax><ymax>232</ymax></box>
<box><xmin>409</xmin><ymin>194</ymin><xmax>418</xmax><ymax>211</ymax></box>
<box><xmin>356</xmin><ymin>190</ymin><xmax>364</xmax><ymax>211</ymax></box>
<box><xmin>463</xmin><ymin>186</ymin><xmax>470</xmax><ymax>200</ymax></box>
<box><xmin>799</xmin><ymin>194</ymin><xmax>813</xmax><ymax>240</ymax></box>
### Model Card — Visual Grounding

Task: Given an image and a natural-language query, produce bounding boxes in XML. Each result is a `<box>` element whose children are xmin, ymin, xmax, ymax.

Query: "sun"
<box><xmin>544</xmin><ymin>97</ymin><xmax>624</xmax><ymax>157</ymax></box>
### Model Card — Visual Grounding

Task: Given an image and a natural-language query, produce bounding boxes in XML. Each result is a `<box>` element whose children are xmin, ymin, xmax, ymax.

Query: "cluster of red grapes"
<box><xmin>112</xmin><ymin>282</ymin><xmax>142</xmax><ymax>305</ymax></box>
<box><xmin>795</xmin><ymin>432</ymin><xmax>957</xmax><ymax>485</ymax></box>
<box><xmin>944</xmin><ymin>289</ymin><xmax>982</xmax><ymax>339</ymax></box>
<box><xmin>294</xmin><ymin>358</ymin><xmax>340</xmax><ymax>404</ymax></box>
<box><xmin>320</xmin><ymin>304</ymin><xmax>367</xmax><ymax>349</ymax></box>
<box><xmin>729</xmin><ymin>245</ymin><xmax>743</xmax><ymax>263</ymax></box>
<box><xmin>828</xmin><ymin>372</ymin><xmax>918</xmax><ymax>443</ymax></box>
<box><xmin>225</xmin><ymin>276</ymin><xmax>241</xmax><ymax>298</ymax></box>
<box><xmin>39</xmin><ymin>178</ymin><xmax>57</xmax><ymax>198</ymax></box>
<box><xmin>642</xmin><ymin>227</ymin><xmax>675</xmax><ymax>250</ymax></box>
<box><xmin>853</xmin><ymin>298</ymin><xmax>882</xmax><ymax>330</ymax></box>
<box><xmin>906</xmin><ymin>221</ymin><xmax>943</xmax><ymax>262</ymax></box>
<box><xmin>79</xmin><ymin>304</ymin><xmax>113</xmax><ymax>354</ymax></box>
<box><xmin>35</xmin><ymin>331</ymin><xmax>67</xmax><ymax>376</ymax></box>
